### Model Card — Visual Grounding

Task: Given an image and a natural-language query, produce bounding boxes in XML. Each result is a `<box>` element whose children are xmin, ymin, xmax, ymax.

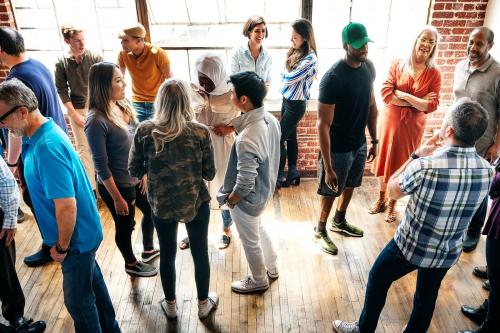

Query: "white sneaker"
<box><xmin>267</xmin><ymin>267</ymin><xmax>279</xmax><ymax>279</ymax></box>
<box><xmin>198</xmin><ymin>292</ymin><xmax>218</xmax><ymax>319</ymax></box>
<box><xmin>332</xmin><ymin>320</ymin><xmax>359</xmax><ymax>333</ymax></box>
<box><xmin>231</xmin><ymin>275</ymin><xmax>269</xmax><ymax>294</ymax></box>
<box><xmin>160</xmin><ymin>299</ymin><xmax>177</xmax><ymax>320</ymax></box>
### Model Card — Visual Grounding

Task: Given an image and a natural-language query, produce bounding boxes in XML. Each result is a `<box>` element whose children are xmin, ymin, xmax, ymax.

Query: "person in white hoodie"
<box><xmin>217</xmin><ymin>71</ymin><xmax>280</xmax><ymax>294</ymax></box>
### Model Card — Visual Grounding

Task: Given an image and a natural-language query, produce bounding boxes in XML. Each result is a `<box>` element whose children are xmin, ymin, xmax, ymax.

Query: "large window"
<box><xmin>11</xmin><ymin>0</ymin><xmax>432</xmax><ymax>107</ymax></box>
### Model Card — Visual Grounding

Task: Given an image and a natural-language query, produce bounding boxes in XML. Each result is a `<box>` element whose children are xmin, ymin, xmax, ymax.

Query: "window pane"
<box><xmin>313</xmin><ymin>0</ymin><xmax>351</xmax><ymax>48</ymax></box>
<box><xmin>147</xmin><ymin>0</ymin><xmax>189</xmax><ymax>23</ymax></box>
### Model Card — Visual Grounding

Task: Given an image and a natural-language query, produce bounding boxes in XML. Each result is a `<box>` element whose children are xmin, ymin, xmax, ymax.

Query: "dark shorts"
<box><xmin>317</xmin><ymin>143</ymin><xmax>367</xmax><ymax>197</ymax></box>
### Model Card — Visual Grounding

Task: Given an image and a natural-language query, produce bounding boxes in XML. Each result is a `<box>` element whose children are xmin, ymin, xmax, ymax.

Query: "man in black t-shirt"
<box><xmin>314</xmin><ymin>22</ymin><xmax>378</xmax><ymax>255</ymax></box>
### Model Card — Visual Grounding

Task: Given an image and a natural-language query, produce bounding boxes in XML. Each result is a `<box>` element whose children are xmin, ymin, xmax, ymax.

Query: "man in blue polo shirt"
<box><xmin>0</xmin><ymin>79</ymin><xmax>119</xmax><ymax>333</ymax></box>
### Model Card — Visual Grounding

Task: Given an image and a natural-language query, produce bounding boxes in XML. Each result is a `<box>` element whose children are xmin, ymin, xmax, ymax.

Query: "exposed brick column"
<box><xmin>0</xmin><ymin>0</ymin><xmax>16</xmax><ymax>82</ymax></box>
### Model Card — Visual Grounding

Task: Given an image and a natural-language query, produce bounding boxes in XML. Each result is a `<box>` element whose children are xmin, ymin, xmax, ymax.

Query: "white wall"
<box><xmin>485</xmin><ymin>0</ymin><xmax>500</xmax><ymax>58</ymax></box>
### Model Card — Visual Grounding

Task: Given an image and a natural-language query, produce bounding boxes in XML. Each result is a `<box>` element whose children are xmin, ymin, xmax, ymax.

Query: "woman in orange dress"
<box><xmin>370</xmin><ymin>26</ymin><xmax>441</xmax><ymax>222</ymax></box>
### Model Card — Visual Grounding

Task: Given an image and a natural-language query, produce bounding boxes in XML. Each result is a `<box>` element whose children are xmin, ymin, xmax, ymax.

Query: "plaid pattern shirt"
<box><xmin>0</xmin><ymin>158</ymin><xmax>19</xmax><ymax>229</ymax></box>
<box><xmin>394</xmin><ymin>146</ymin><xmax>492</xmax><ymax>268</ymax></box>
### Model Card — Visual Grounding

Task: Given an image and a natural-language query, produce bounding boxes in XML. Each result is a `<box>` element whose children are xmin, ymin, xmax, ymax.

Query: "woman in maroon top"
<box><xmin>459</xmin><ymin>168</ymin><xmax>499</xmax><ymax>333</ymax></box>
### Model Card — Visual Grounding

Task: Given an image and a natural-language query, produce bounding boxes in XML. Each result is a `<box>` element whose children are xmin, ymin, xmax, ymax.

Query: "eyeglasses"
<box><xmin>0</xmin><ymin>105</ymin><xmax>24</xmax><ymax>124</ymax></box>
<box><xmin>418</xmin><ymin>38</ymin><xmax>436</xmax><ymax>46</ymax></box>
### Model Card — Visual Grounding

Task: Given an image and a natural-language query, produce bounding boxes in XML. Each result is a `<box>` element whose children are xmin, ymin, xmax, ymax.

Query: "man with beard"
<box><xmin>453</xmin><ymin>27</ymin><xmax>500</xmax><ymax>253</ymax></box>
<box><xmin>314</xmin><ymin>22</ymin><xmax>378</xmax><ymax>255</ymax></box>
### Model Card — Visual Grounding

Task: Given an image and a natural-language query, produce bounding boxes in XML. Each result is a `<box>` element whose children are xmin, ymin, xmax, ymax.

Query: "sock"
<box><xmin>317</xmin><ymin>221</ymin><xmax>327</xmax><ymax>232</ymax></box>
<box><xmin>333</xmin><ymin>210</ymin><xmax>346</xmax><ymax>224</ymax></box>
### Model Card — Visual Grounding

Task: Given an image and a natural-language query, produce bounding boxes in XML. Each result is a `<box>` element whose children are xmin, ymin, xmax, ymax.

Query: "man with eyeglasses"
<box><xmin>453</xmin><ymin>27</ymin><xmax>500</xmax><ymax>254</ymax></box>
<box><xmin>0</xmin><ymin>27</ymin><xmax>68</xmax><ymax>268</ymax></box>
<box><xmin>0</xmin><ymin>78</ymin><xmax>120</xmax><ymax>333</ymax></box>
<box><xmin>118</xmin><ymin>23</ymin><xmax>171</xmax><ymax>121</ymax></box>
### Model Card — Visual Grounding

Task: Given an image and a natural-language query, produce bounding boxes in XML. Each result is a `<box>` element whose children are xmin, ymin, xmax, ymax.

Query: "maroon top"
<box><xmin>483</xmin><ymin>172</ymin><xmax>500</xmax><ymax>239</ymax></box>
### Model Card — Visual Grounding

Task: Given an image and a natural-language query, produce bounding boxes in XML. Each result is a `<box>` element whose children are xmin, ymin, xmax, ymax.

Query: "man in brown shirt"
<box><xmin>118</xmin><ymin>23</ymin><xmax>171</xmax><ymax>121</ymax></box>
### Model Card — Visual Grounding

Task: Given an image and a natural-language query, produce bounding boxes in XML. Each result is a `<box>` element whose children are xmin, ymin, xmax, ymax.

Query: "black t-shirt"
<box><xmin>319</xmin><ymin>59</ymin><xmax>375</xmax><ymax>153</ymax></box>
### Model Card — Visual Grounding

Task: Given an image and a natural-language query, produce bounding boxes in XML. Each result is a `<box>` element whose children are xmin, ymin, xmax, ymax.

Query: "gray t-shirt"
<box><xmin>454</xmin><ymin>56</ymin><xmax>500</xmax><ymax>156</ymax></box>
<box><xmin>84</xmin><ymin>109</ymin><xmax>139</xmax><ymax>187</ymax></box>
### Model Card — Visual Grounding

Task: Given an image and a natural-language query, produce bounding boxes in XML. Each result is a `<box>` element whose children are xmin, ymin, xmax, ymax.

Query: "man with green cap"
<box><xmin>315</xmin><ymin>22</ymin><xmax>378</xmax><ymax>255</ymax></box>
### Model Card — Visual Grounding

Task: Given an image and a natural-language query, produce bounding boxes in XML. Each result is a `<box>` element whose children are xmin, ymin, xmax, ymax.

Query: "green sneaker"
<box><xmin>330</xmin><ymin>219</ymin><xmax>364</xmax><ymax>237</ymax></box>
<box><xmin>314</xmin><ymin>228</ymin><xmax>338</xmax><ymax>255</ymax></box>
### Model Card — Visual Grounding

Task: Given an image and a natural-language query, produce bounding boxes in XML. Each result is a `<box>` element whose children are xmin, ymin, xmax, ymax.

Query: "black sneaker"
<box><xmin>463</xmin><ymin>230</ymin><xmax>480</xmax><ymax>252</ymax></box>
<box><xmin>141</xmin><ymin>249</ymin><xmax>160</xmax><ymax>263</ymax></box>
<box><xmin>17</xmin><ymin>208</ymin><xmax>26</xmax><ymax>223</ymax></box>
<box><xmin>125</xmin><ymin>261</ymin><xmax>158</xmax><ymax>277</ymax></box>
<box><xmin>24</xmin><ymin>245</ymin><xmax>53</xmax><ymax>267</ymax></box>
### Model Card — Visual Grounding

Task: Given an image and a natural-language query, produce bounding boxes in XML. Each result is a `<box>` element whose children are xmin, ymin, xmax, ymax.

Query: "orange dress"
<box><xmin>372</xmin><ymin>59</ymin><xmax>441</xmax><ymax>183</ymax></box>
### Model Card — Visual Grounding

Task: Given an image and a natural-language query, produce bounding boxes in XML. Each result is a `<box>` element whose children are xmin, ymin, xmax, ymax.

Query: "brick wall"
<box><xmin>0</xmin><ymin>0</ymin><xmax>490</xmax><ymax>175</ymax></box>
<box><xmin>294</xmin><ymin>0</ymin><xmax>489</xmax><ymax>175</ymax></box>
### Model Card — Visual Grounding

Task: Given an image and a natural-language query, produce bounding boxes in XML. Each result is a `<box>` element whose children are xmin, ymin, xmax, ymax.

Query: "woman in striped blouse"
<box><xmin>277</xmin><ymin>18</ymin><xmax>318</xmax><ymax>188</ymax></box>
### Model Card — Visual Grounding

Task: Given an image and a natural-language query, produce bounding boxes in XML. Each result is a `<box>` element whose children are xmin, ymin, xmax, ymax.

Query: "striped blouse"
<box><xmin>280</xmin><ymin>51</ymin><xmax>318</xmax><ymax>101</ymax></box>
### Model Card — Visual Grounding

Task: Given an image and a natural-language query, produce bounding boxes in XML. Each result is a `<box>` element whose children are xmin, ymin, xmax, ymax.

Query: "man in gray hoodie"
<box><xmin>217</xmin><ymin>71</ymin><xmax>280</xmax><ymax>294</ymax></box>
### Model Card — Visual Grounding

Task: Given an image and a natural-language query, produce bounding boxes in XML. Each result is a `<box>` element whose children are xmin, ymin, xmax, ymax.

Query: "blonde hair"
<box><xmin>60</xmin><ymin>24</ymin><xmax>83</xmax><ymax>40</ymax></box>
<box><xmin>88</xmin><ymin>62</ymin><xmax>136</xmax><ymax>129</ymax></box>
<box><xmin>151</xmin><ymin>79</ymin><xmax>194</xmax><ymax>153</ymax></box>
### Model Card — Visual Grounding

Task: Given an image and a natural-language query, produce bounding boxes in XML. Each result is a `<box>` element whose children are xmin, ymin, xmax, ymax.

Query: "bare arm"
<box><xmin>387</xmin><ymin>95</ymin><xmax>411</xmax><ymax>107</ymax></box>
<box><xmin>54</xmin><ymin>197</ymin><xmax>77</xmax><ymax>250</ymax></box>
<box><xmin>395</xmin><ymin>90</ymin><xmax>437</xmax><ymax>112</ymax></box>
<box><xmin>101</xmin><ymin>176</ymin><xmax>129</xmax><ymax>216</ymax></box>
<box><xmin>317</xmin><ymin>102</ymin><xmax>338</xmax><ymax>190</ymax></box>
<box><xmin>7</xmin><ymin>132</ymin><xmax>22</xmax><ymax>171</ymax></box>
<box><xmin>366</xmin><ymin>89</ymin><xmax>379</xmax><ymax>162</ymax></box>
<box><xmin>485</xmin><ymin>115</ymin><xmax>500</xmax><ymax>163</ymax></box>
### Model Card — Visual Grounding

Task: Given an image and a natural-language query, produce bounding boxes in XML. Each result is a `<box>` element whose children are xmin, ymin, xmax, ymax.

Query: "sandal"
<box><xmin>217</xmin><ymin>234</ymin><xmax>231</xmax><ymax>249</ymax></box>
<box><xmin>368</xmin><ymin>198</ymin><xmax>387</xmax><ymax>214</ymax></box>
<box><xmin>179</xmin><ymin>237</ymin><xmax>190</xmax><ymax>250</ymax></box>
<box><xmin>385</xmin><ymin>200</ymin><xmax>397</xmax><ymax>223</ymax></box>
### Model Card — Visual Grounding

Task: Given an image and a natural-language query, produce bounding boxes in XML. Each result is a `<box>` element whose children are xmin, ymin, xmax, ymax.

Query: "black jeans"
<box><xmin>153</xmin><ymin>202</ymin><xmax>210</xmax><ymax>301</ymax></box>
<box><xmin>358</xmin><ymin>239</ymin><xmax>449</xmax><ymax>333</ymax></box>
<box><xmin>485</xmin><ymin>235</ymin><xmax>499</xmax><ymax>328</ymax></box>
<box><xmin>468</xmin><ymin>195</ymin><xmax>488</xmax><ymax>234</ymax></box>
<box><xmin>279</xmin><ymin>98</ymin><xmax>306</xmax><ymax>173</ymax></box>
<box><xmin>98</xmin><ymin>183</ymin><xmax>155</xmax><ymax>264</ymax></box>
<box><xmin>0</xmin><ymin>210</ymin><xmax>25</xmax><ymax>324</ymax></box>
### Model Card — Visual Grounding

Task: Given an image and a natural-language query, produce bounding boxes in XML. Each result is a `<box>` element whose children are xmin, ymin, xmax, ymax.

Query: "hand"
<box><xmin>50</xmin><ymin>246</ymin><xmax>67</xmax><ymax>263</ymax></box>
<box><xmin>72</xmin><ymin>112</ymin><xmax>86</xmax><ymax>128</ymax></box>
<box><xmin>139</xmin><ymin>175</ymin><xmax>148</xmax><ymax>195</ymax></box>
<box><xmin>415</xmin><ymin>134</ymin><xmax>443</xmax><ymax>157</ymax></box>
<box><xmin>0</xmin><ymin>228</ymin><xmax>16</xmax><ymax>246</ymax></box>
<box><xmin>113</xmin><ymin>196</ymin><xmax>129</xmax><ymax>216</ymax></box>
<box><xmin>367</xmin><ymin>144</ymin><xmax>377</xmax><ymax>162</ymax></box>
<box><xmin>485</xmin><ymin>143</ymin><xmax>500</xmax><ymax>164</ymax></box>
<box><xmin>213</xmin><ymin>126</ymin><xmax>234</xmax><ymax>136</ymax></box>
<box><xmin>394</xmin><ymin>90</ymin><xmax>408</xmax><ymax>100</ymax></box>
<box><xmin>325</xmin><ymin>168</ymin><xmax>339</xmax><ymax>193</ymax></box>
<box><xmin>423</xmin><ymin>92</ymin><xmax>437</xmax><ymax>101</ymax></box>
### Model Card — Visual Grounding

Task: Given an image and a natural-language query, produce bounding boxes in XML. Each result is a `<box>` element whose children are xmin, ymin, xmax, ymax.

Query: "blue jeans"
<box><xmin>132</xmin><ymin>101</ymin><xmax>155</xmax><ymax>122</ymax></box>
<box><xmin>358</xmin><ymin>239</ymin><xmax>449</xmax><ymax>333</ymax></box>
<box><xmin>221</xmin><ymin>209</ymin><xmax>232</xmax><ymax>230</ymax></box>
<box><xmin>61</xmin><ymin>248</ymin><xmax>120</xmax><ymax>333</ymax></box>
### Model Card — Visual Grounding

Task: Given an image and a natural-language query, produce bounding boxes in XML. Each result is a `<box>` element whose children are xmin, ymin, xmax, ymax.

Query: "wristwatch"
<box><xmin>410</xmin><ymin>151</ymin><xmax>420</xmax><ymax>159</ymax></box>
<box><xmin>55</xmin><ymin>242</ymin><xmax>69</xmax><ymax>254</ymax></box>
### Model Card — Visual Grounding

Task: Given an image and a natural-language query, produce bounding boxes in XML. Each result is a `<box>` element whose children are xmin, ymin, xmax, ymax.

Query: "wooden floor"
<box><xmin>2</xmin><ymin>178</ymin><xmax>490</xmax><ymax>333</ymax></box>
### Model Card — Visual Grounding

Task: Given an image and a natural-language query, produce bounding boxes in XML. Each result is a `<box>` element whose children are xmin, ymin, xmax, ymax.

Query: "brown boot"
<box><xmin>385</xmin><ymin>199</ymin><xmax>397</xmax><ymax>223</ymax></box>
<box><xmin>368</xmin><ymin>191</ymin><xmax>387</xmax><ymax>214</ymax></box>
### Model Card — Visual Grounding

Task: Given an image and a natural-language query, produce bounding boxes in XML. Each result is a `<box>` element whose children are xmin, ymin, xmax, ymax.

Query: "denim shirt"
<box><xmin>217</xmin><ymin>107</ymin><xmax>280</xmax><ymax>216</ymax></box>
<box><xmin>230</xmin><ymin>45</ymin><xmax>273</xmax><ymax>83</ymax></box>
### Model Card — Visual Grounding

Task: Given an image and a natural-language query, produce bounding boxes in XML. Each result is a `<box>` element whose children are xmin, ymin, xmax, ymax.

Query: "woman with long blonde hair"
<box><xmin>85</xmin><ymin>62</ymin><xmax>159</xmax><ymax>277</ymax></box>
<box><xmin>129</xmin><ymin>79</ymin><xmax>218</xmax><ymax>320</ymax></box>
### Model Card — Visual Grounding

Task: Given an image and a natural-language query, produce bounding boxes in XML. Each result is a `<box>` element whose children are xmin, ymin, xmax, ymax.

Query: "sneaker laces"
<box><xmin>240</xmin><ymin>276</ymin><xmax>252</xmax><ymax>287</ymax></box>
<box><xmin>337</xmin><ymin>321</ymin><xmax>359</xmax><ymax>333</ymax></box>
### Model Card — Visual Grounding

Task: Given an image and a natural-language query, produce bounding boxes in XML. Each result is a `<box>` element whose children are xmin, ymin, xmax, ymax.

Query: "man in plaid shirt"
<box><xmin>333</xmin><ymin>98</ymin><xmax>493</xmax><ymax>333</ymax></box>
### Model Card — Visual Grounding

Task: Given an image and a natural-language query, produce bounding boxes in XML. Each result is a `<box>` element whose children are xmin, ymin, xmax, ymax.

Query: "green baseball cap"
<box><xmin>341</xmin><ymin>22</ymin><xmax>373</xmax><ymax>49</ymax></box>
